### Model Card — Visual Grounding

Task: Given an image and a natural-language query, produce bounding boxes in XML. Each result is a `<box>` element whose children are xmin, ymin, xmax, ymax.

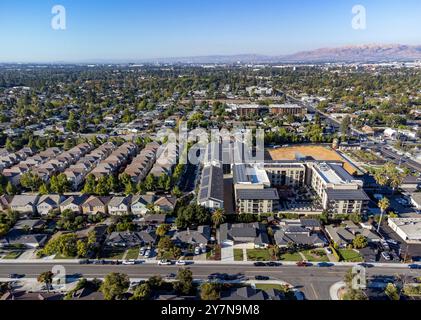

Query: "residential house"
<box><xmin>10</xmin><ymin>195</ymin><xmax>40</xmax><ymax>214</ymax></box>
<box><xmin>218</xmin><ymin>222</ymin><xmax>269</xmax><ymax>249</ymax></box>
<box><xmin>172</xmin><ymin>226</ymin><xmax>211</xmax><ymax>248</ymax></box>
<box><xmin>36</xmin><ymin>195</ymin><xmax>64</xmax><ymax>215</ymax></box>
<box><xmin>154</xmin><ymin>196</ymin><xmax>177</xmax><ymax>213</ymax></box>
<box><xmin>273</xmin><ymin>219</ymin><xmax>327</xmax><ymax>248</ymax></box>
<box><xmin>106</xmin><ymin>230</ymin><xmax>157</xmax><ymax>247</ymax></box>
<box><xmin>325</xmin><ymin>221</ymin><xmax>381</xmax><ymax>248</ymax></box>
<box><xmin>82</xmin><ymin>196</ymin><xmax>111</xmax><ymax>215</ymax></box>
<box><xmin>131</xmin><ymin>194</ymin><xmax>156</xmax><ymax>216</ymax></box>
<box><xmin>108</xmin><ymin>196</ymin><xmax>132</xmax><ymax>215</ymax></box>
<box><xmin>59</xmin><ymin>195</ymin><xmax>88</xmax><ymax>214</ymax></box>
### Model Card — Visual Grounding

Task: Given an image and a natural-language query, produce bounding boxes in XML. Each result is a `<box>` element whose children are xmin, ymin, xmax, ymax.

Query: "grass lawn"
<box><xmin>302</xmin><ymin>249</ymin><xmax>329</xmax><ymax>262</ymax></box>
<box><xmin>101</xmin><ymin>247</ymin><xmax>126</xmax><ymax>260</ymax></box>
<box><xmin>2</xmin><ymin>251</ymin><xmax>22</xmax><ymax>259</ymax></box>
<box><xmin>339</xmin><ymin>249</ymin><xmax>363</xmax><ymax>262</ymax></box>
<box><xmin>234</xmin><ymin>249</ymin><xmax>244</xmax><ymax>261</ymax></box>
<box><xmin>247</xmin><ymin>249</ymin><xmax>272</xmax><ymax>261</ymax></box>
<box><xmin>125</xmin><ymin>247</ymin><xmax>140</xmax><ymax>260</ymax></box>
<box><xmin>279</xmin><ymin>252</ymin><xmax>303</xmax><ymax>261</ymax></box>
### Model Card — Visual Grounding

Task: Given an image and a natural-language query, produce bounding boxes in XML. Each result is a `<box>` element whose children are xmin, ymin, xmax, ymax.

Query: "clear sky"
<box><xmin>0</xmin><ymin>0</ymin><xmax>420</xmax><ymax>62</ymax></box>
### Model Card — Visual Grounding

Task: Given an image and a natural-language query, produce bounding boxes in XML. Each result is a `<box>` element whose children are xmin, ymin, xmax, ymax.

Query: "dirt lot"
<box><xmin>267</xmin><ymin>145</ymin><xmax>357</xmax><ymax>174</ymax></box>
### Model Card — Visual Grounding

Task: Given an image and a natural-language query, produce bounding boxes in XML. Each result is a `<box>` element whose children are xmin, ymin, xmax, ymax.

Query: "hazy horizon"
<box><xmin>1</xmin><ymin>0</ymin><xmax>421</xmax><ymax>63</ymax></box>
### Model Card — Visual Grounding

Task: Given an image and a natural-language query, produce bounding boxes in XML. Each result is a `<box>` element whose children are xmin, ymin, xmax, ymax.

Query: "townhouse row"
<box><xmin>0</xmin><ymin>147</ymin><xmax>36</xmax><ymax>171</ymax></box>
<box><xmin>0</xmin><ymin>193</ymin><xmax>177</xmax><ymax>216</ymax></box>
<box><xmin>64</xmin><ymin>142</ymin><xmax>116</xmax><ymax>189</ymax></box>
<box><xmin>90</xmin><ymin>142</ymin><xmax>138</xmax><ymax>179</ymax></box>
<box><xmin>123</xmin><ymin>142</ymin><xmax>160</xmax><ymax>183</ymax></box>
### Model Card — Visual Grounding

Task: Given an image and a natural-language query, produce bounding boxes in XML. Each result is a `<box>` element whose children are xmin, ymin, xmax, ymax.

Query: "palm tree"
<box><xmin>211</xmin><ymin>209</ymin><xmax>226</xmax><ymax>227</ymax></box>
<box><xmin>377</xmin><ymin>197</ymin><xmax>390</xmax><ymax>232</ymax></box>
<box><xmin>37</xmin><ymin>271</ymin><xmax>54</xmax><ymax>292</ymax></box>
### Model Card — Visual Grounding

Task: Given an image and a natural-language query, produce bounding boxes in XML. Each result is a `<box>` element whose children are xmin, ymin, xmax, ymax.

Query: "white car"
<box><xmin>381</xmin><ymin>252</ymin><xmax>392</xmax><ymax>261</ymax></box>
<box><xmin>144</xmin><ymin>250</ymin><xmax>151</xmax><ymax>258</ymax></box>
<box><xmin>176</xmin><ymin>260</ymin><xmax>187</xmax><ymax>266</ymax></box>
<box><xmin>122</xmin><ymin>259</ymin><xmax>136</xmax><ymax>265</ymax></box>
<box><xmin>158</xmin><ymin>259</ymin><xmax>173</xmax><ymax>266</ymax></box>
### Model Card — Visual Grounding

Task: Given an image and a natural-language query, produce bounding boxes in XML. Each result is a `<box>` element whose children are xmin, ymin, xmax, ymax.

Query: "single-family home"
<box><xmin>154</xmin><ymin>196</ymin><xmax>177</xmax><ymax>213</ymax></box>
<box><xmin>59</xmin><ymin>195</ymin><xmax>88</xmax><ymax>214</ymax></box>
<box><xmin>108</xmin><ymin>196</ymin><xmax>131</xmax><ymax>215</ymax></box>
<box><xmin>218</xmin><ymin>222</ymin><xmax>269</xmax><ymax>249</ymax></box>
<box><xmin>172</xmin><ymin>226</ymin><xmax>211</xmax><ymax>248</ymax></box>
<box><xmin>10</xmin><ymin>195</ymin><xmax>40</xmax><ymax>214</ymax></box>
<box><xmin>36</xmin><ymin>195</ymin><xmax>64</xmax><ymax>215</ymax></box>
<box><xmin>106</xmin><ymin>230</ymin><xmax>157</xmax><ymax>247</ymax></box>
<box><xmin>131</xmin><ymin>194</ymin><xmax>156</xmax><ymax>216</ymax></box>
<box><xmin>82</xmin><ymin>196</ymin><xmax>111</xmax><ymax>215</ymax></box>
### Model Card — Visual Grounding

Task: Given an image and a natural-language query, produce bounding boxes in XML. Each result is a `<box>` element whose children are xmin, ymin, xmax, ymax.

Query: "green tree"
<box><xmin>37</xmin><ymin>271</ymin><xmax>54</xmax><ymax>292</ymax></box>
<box><xmin>66</xmin><ymin>111</ymin><xmax>78</xmax><ymax>132</ymax></box>
<box><xmin>130</xmin><ymin>283</ymin><xmax>151</xmax><ymax>301</ymax></box>
<box><xmin>200</xmin><ymin>283</ymin><xmax>220</xmax><ymax>300</ymax></box>
<box><xmin>39</xmin><ymin>183</ymin><xmax>49</xmax><ymax>195</ymax></box>
<box><xmin>100</xmin><ymin>273</ymin><xmax>130</xmax><ymax>300</ymax></box>
<box><xmin>156</xmin><ymin>224</ymin><xmax>170</xmax><ymax>237</ymax></box>
<box><xmin>174</xmin><ymin>268</ymin><xmax>194</xmax><ymax>295</ymax></box>
<box><xmin>377</xmin><ymin>197</ymin><xmax>390</xmax><ymax>232</ymax></box>
<box><xmin>83</xmin><ymin>174</ymin><xmax>97</xmax><ymax>194</ymax></box>
<box><xmin>352</xmin><ymin>235</ymin><xmax>368</xmax><ymax>249</ymax></box>
<box><xmin>385</xmin><ymin>283</ymin><xmax>400</xmax><ymax>301</ymax></box>
<box><xmin>77</xmin><ymin>240</ymin><xmax>89</xmax><ymax>258</ymax></box>
<box><xmin>211</xmin><ymin>209</ymin><xmax>226</xmax><ymax>227</ymax></box>
<box><xmin>6</xmin><ymin>182</ymin><xmax>18</xmax><ymax>195</ymax></box>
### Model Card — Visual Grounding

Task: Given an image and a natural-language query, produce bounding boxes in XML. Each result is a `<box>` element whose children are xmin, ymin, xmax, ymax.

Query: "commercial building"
<box><xmin>388</xmin><ymin>218</ymin><xmax>421</xmax><ymax>244</ymax></box>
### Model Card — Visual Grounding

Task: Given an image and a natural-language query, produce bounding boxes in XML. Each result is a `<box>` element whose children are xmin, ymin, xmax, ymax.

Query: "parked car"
<box><xmin>358</xmin><ymin>263</ymin><xmax>374</xmax><ymax>268</ymax></box>
<box><xmin>166</xmin><ymin>273</ymin><xmax>176</xmax><ymax>279</ymax></box>
<box><xmin>296</xmin><ymin>261</ymin><xmax>311</xmax><ymax>267</ymax></box>
<box><xmin>158</xmin><ymin>259</ymin><xmax>173</xmax><ymax>266</ymax></box>
<box><xmin>325</xmin><ymin>248</ymin><xmax>333</xmax><ymax>255</ymax></box>
<box><xmin>122</xmin><ymin>259</ymin><xmax>136</xmax><ymax>265</ymax></box>
<box><xmin>176</xmin><ymin>260</ymin><xmax>187</xmax><ymax>266</ymax></box>
<box><xmin>194</xmin><ymin>247</ymin><xmax>201</xmax><ymax>255</ymax></box>
<box><xmin>381</xmin><ymin>252</ymin><xmax>392</xmax><ymax>261</ymax></box>
<box><xmin>409</xmin><ymin>264</ymin><xmax>421</xmax><ymax>270</ymax></box>
<box><xmin>254</xmin><ymin>262</ymin><xmax>266</xmax><ymax>267</ymax></box>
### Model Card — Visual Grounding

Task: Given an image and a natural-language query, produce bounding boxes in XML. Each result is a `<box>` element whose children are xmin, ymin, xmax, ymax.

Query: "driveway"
<box><xmin>221</xmin><ymin>241</ymin><xmax>234</xmax><ymax>262</ymax></box>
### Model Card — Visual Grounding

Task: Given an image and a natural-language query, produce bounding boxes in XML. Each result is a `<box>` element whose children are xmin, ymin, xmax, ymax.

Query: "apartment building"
<box><xmin>310</xmin><ymin>162</ymin><xmax>368</xmax><ymax>214</ymax></box>
<box><xmin>233</xmin><ymin>164</ymin><xmax>279</xmax><ymax>214</ymax></box>
<box><xmin>269</xmin><ymin>104</ymin><xmax>306</xmax><ymax>116</ymax></box>
<box><xmin>264</xmin><ymin>162</ymin><xmax>306</xmax><ymax>188</ymax></box>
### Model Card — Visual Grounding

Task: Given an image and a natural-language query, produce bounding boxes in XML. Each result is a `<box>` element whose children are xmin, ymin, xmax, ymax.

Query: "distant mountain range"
<box><xmin>140</xmin><ymin>44</ymin><xmax>421</xmax><ymax>64</ymax></box>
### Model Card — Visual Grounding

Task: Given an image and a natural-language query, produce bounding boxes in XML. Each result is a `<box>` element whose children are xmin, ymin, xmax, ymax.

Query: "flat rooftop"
<box><xmin>389</xmin><ymin>218</ymin><xmax>421</xmax><ymax>241</ymax></box>
<box><xmin>314</xmin><ymin>162</ymin><xmax>357</xmax><ymax>185</ymax></box>
<box><xmin>233</xmin><ymin>164</ymin><xmax>270</xmax><ymax>186</ymax></box>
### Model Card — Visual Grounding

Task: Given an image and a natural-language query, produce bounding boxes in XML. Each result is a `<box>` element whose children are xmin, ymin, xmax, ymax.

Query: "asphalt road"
<box><xmin>1</xmin><ymin>263</ymin><xmax>420</xmax><ymax>300</ymax></box>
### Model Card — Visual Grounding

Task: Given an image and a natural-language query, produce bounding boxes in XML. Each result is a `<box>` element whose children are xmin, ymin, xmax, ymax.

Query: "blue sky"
<box><xmin>0</xmin><ymin>0</ymin><xmax>420</xmax><ymax>62</ymax></box>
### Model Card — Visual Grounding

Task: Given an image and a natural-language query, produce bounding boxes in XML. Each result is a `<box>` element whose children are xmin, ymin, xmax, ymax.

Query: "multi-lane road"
<box><xmin>1</xmin><ymin>262</ymin><xmax>420</xmax><ymax>300</ymax></box>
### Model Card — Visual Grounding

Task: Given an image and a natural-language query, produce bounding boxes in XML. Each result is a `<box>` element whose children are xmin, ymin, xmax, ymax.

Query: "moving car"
<box><xmin>317</xmin><ymin>262</ymin><xmax>334</xmax><ymax>267</ymax></box>
<box><xmin>255</xmin><ymin>275</ymin><xmax>270</xmax><ymax>281</ymax></box>
<box><xmin>254</xmin><ymin>262</ymin><xmax>266</xmax><ymax>267</ymax></box>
